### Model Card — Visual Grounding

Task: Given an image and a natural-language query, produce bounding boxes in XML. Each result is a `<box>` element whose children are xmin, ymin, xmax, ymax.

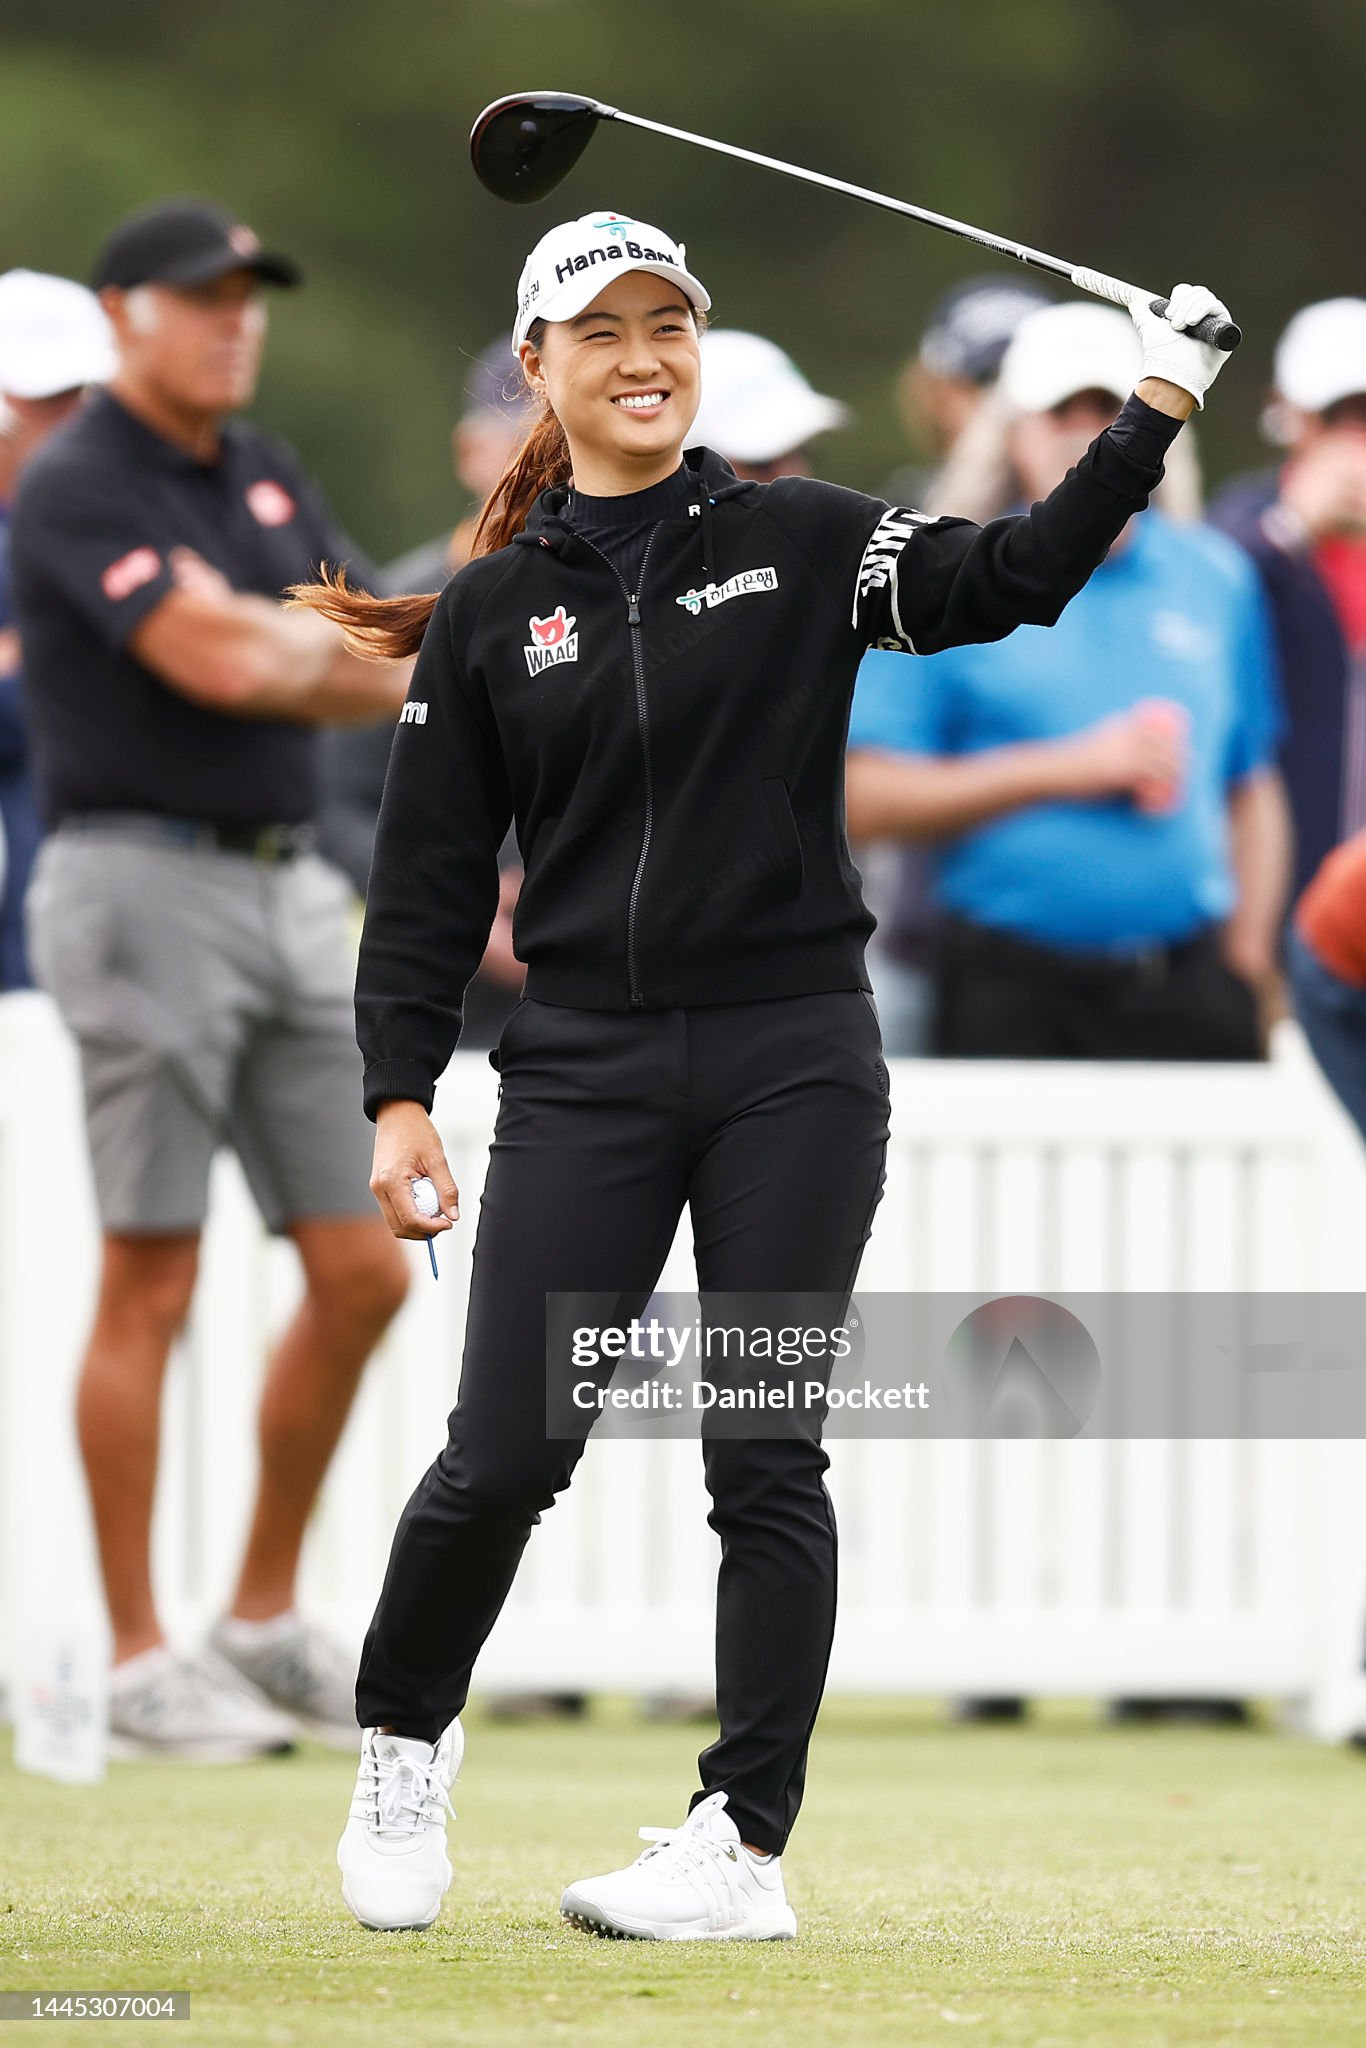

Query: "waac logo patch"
<box><xmin>524</xmin><ymin>605</ymin><xmax>579</xmax><ymax>676</ymax></box>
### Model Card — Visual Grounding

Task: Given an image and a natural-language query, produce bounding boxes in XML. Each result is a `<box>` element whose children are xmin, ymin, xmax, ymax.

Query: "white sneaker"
<box><xmin>560</xmin><ymin>1790</ymin><xmax>798</xmax><ymax>1941</ymax></box>
<box><xmin>208</xmin><ymin>1611</ymin><xmax>359</xmax><ymax>1749</ymax></box>
<box><xmin>337</xmin><ymin>1721</ymin><xmax>463</xmax><ymax>1931</ymax></box>
<box><xmin>108</xmin><ymin>1645</ymin><xmax>298</xmax><ymax>1762</ymax></box>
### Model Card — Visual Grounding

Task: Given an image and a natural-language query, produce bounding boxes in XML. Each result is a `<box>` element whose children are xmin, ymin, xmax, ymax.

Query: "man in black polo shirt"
<box><xmin>11</xmin><ymin>200</ymin><xmax>413</xmax><ymax>1762</ymax></box>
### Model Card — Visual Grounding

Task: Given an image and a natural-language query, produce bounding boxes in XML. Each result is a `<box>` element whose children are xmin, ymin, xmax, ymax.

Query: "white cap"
<box><xmin>999</xmin><ymin>302</ymin><xmax>1142</xmax><ymax>414</ymax></box>
<box><xmin>512</xmin><ymin>211</ymin><xmax>710</xmax><ymax>352</ymax></box>
<box><xmin>689</xmin><ymin>329</ymin><xmax>850</xmax><ymax>463</ymax></box>
<box><xmin>1273</xmin><ymin>298</ymin><xmax>1366</xmax><ymax>414</ymax></box>
<box><xmin>0</xmin><ymin>269</ymin><xmax>116</xmax><ymax>400</ymax></box>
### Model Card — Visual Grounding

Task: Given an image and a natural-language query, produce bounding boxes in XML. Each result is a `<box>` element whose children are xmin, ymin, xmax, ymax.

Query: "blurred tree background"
<box><xmin>1</xmin><ymin>0</ymin><xmax>1357</xmax><ymax>557</ymax></box>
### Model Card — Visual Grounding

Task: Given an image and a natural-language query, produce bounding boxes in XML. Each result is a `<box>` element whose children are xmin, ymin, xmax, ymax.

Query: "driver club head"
<box><xmin>469</xmin><ymin>92</ymin><xmax>608</xmax><ymax>204</ymax></box>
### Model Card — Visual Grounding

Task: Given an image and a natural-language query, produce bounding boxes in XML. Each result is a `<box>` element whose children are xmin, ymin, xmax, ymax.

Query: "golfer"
<box><xmin>292</xmin><ymin>210</ymin><xmax>1234</xmax><ymax>1939</ymax></box>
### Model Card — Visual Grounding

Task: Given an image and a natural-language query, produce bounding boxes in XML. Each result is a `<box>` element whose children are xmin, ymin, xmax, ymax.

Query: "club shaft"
<box><xmin>595</xmin><ymin>102</ymin><xmax>1236</xmax><ymax>348</ymax></box>
<box><xmin>602</xmin><ymin>104</ymin><xmax>1077</xmax><ymax>281</ymax></box>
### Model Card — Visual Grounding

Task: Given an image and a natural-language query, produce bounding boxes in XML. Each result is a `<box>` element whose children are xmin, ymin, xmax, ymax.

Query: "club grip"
<box><xmin>1148</xmin><ymin>297</ymin><xmax>1241</xmax><ymax>353</ymax></box>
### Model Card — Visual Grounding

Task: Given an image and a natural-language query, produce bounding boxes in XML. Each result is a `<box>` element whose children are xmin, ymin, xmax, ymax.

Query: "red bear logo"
<box><xmin>529</xmin><ymin>605</ymin><xmax>574</xmax><ymax>647</ymax></box>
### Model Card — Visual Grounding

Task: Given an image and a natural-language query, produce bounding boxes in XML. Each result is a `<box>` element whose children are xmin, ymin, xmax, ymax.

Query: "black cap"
<box><xmin>93</xmin><ymin>199</ymin><xmax>302</xmax><ymax>293</ymax></box>
<box><xmin>919</xmin><ymin>275</ymin><xmax>1051</xmax><ymax>384</ymax></box>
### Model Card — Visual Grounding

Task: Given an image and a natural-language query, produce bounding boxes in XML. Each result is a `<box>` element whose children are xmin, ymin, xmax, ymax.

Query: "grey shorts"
<box><xmin>26</xmin><ymin>821</ymin><xmax>376</xmax><ymax>1235</ymax></box>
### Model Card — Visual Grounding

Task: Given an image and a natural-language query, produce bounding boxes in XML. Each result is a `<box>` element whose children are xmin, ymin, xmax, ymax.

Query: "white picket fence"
<box><xmin>2</xmin><ymin>988</ymin><xmax>1365</xmax><ymax>1734</ymax></box>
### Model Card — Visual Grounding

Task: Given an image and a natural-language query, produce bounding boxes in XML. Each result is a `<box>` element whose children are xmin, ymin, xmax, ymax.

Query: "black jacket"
<box><xmin>357</xmin><ymin>404</ymin><xmax>1178</xmax><ymax>1117</ymax></box>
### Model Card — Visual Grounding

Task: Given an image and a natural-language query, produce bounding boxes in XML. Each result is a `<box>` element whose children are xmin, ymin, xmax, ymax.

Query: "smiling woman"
<box><xmin>282</xmin><ymin>202</ymin><xmax>1234</xmax><ymax>1948</ymax></box>
<box><xmin>291</xmin><ymin>212</ymin><xmax>711</xmax><ymax>655</ymax></box>
<box><xmin>476</xmin><ymin>264</ymin><xmax>709</xmax><ymax>553</ymax></box>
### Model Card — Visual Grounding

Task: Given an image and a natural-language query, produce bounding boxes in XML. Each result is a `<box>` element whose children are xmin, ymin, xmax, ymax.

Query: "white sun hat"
<box><xmin>1273</xmin><ymin>298</ymin><xmax>1366</xmax><ymax>414</ymax></box>
<box><xmin>1000</xmin><ymin>302</ymin><xmax>1143</xmax><ymax>415</ymax></box>
<box><xmin>512</xmin><ymin>210</ymin><xmax>710</xmax><ymax>351</ymax></box>
<box><xmin>0</xmin><ymin>269</ymin><xmax>116</xmax><ymax>399</ymax></box>
<box><xmin>689</xmin><ymin>329</ymin><xmax>851</xmax><ymax>463</ymax></box>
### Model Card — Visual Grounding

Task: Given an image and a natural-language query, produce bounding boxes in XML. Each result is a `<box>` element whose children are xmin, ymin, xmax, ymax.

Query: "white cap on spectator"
<box><xmin>0</xmin><ymin>269</ymin><xmax>116</xmax><ymax>399</ymax></box>
<box><xmin>690</xmin><ymin>329</ymin><xmax>850</xmax><ymax>463</ymax></box>
<box><xmin>1000</xmin><ymin>302</ymin><xmax>1142</xmax><ymax>414</ymax></box>
<box><xmin>1273</xmin><ymin>298</ymin><xmax>1366</xmax><ymax>413</ymax></box>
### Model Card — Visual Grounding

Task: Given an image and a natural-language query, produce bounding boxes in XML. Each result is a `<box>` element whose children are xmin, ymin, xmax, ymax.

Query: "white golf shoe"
<box><xmin>560</xmin><ymin>1790</ymin><xmax>798</xmax><ymax>1941</ymax></box>
<box><xmin>337</xmin><ymin>1720</ymin><xmax>463</xmax><ymax>1930</ymax></box>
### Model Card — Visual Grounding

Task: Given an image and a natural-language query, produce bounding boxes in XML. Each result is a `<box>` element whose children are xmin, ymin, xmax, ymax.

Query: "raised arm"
<box><xmin>847</xmin><ymin>286</ymin><xmax>1235</xmax><ymax>657</ymax></box>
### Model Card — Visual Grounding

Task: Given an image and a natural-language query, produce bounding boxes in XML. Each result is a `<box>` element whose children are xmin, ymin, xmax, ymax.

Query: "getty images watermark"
<box><xmin>544</xmin><ymin>1292</ymin><xmax>1366</xmax><ymax>1439</ymax></box>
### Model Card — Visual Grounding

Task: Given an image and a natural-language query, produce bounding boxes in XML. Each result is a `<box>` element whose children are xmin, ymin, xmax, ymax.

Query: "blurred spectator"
<box><xmin>0</xmin><ymin>270</ymin><xmax>115</xmax><ymax>991</ymax></box>
<box><xmin>690</xmin><ymin>328</ymin><xmax>849</xmax><ymax>479</ymax></box>
<box><xmin>10</xmin><ymin>199</ymin><xmax>412</xmax><ymax>1761</ymax></box>
<box><xmin>1210</xmin><ymin>299</ymin><xmax>1366</xmax><ymax>903</ymax></box>
<box><xmin>1287</xmin><ymin>829</ymin><xmax>1366</xmax><ymax>1136</ymax></box>
<box><xmin>315</xmin><ymin>338</ymin><xmax>530</xmax><ymax>1049</ymax></box>
<box><xmin>868</xmin><ymin>279</ymin><xmax>1051</xmax><ymax>1054</ymax></box>
<box><xmin>382</xmin><ymin>336</ymin><xmax>535</xmax><ymax>592</ymax></box>
<box><xmin>885</xmin><ymin>275</ymin><xmax>1051</xmax><ymax>512</ymax></box>
<box><xmin>846</xmin><ymin>303</ymin><xmax>1291</xmax><ymax>1060</ymax></box>
<box><xmin>1284</xmin><ymin>829</ymin><xmax>1366</xmax><ymax>1751</ymax></box>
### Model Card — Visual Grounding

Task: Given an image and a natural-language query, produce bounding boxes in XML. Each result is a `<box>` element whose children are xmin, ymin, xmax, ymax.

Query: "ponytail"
<box><xmin>285</xmin><ymin>317</ymin><xmax>569</xmax><ymax>662</ymax></box>
<box><xmin>470</xmin><ymin>395</ymin><xmax>571</xmax><ymax>559</ymax></box>
<box><xmin>282</xmin><ymin>566</ymin><xmax>444</xmax><ymax>662</ymax></box>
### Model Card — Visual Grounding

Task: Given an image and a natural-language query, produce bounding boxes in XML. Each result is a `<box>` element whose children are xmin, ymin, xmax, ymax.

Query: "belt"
<box><xmin>941</xmin><ymin>913</ymin><xmax>1215</xmax><ymax>986</ymax></box>
<box><xmin>59</xmin><ymin>812</ymin><xmax>318</xmax><ymax>865</ymax></box>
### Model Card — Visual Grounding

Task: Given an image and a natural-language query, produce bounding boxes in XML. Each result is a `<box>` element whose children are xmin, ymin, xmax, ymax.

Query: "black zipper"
<box><xmin>565</xmin><ymin>523</ymin><xmax>661</xmax><ymax>1008</ymax></box>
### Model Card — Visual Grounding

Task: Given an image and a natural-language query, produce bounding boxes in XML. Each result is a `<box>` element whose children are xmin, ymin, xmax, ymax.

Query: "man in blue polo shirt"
<box><xmin>847</xmin><ymin>303</ymin><xmax>1290</xmax><ymax>1059</ymax></box>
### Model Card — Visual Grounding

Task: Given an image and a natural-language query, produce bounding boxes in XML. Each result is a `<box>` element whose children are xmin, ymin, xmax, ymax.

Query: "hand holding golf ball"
<box><xmin>370</xmin><ymin>1100</ymin><xmax>460</xmax><ymax>1238</ymax></box>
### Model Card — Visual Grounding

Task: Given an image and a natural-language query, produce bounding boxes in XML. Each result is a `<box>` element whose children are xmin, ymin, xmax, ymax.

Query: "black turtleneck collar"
<box><xmin>561</xmin><ymin>464</ymin><xmax>694</xmax><ymax>593</ymax></box>
<box><xmin>564</xmin><ymin>463</ymin><xmax>692</xmax><ymax>533</ymax></box>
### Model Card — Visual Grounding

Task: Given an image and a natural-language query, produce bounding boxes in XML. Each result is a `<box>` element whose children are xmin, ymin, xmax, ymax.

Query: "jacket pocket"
<box><xmin>761</xmin><ymin>777</ymin><xmax>805</xmax><ymax>901</ymax></box>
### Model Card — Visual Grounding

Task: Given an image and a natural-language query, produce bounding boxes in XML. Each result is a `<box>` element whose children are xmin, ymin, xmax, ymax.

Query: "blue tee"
<box><xmin>848</xmin><ymin>513</ymin><xmax>1282</xmax><ymax>952</ymax></box>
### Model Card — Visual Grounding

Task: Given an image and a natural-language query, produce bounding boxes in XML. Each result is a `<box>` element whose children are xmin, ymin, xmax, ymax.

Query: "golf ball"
<box><xmin>411</xmin><ymin>1176</ymin><xmax>441</xmax><ymax>1219</ymax></box>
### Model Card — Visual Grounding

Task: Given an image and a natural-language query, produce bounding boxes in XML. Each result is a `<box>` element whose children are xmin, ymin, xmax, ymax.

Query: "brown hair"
<box><xmin>285</xmin><ymin>316</ymin><xmax>570</xmax><ymax>661</ymax></box>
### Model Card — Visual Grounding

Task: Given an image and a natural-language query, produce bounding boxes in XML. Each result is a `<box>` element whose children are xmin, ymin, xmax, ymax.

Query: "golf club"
<box><xmin>470</xmin><ymin>91</ymin><xmax>1240</xmax><ymax>353</ymax></box>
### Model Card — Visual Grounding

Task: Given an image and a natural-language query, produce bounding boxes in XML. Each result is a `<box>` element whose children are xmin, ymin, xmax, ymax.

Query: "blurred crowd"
<box><xmin>2</xmin><ymin>197</ymin><xmax>1365</xmax><ymax>1760</ymax></box>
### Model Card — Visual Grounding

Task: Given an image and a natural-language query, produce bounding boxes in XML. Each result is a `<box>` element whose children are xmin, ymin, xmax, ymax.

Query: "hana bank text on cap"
<box><xmin>512</xmin><ymin>211</ymin><xmax>710</xmax><ymax>352</ymax></box>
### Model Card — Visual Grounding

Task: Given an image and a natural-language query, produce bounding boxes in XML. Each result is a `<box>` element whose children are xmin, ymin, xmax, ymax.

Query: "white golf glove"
<box><xmin>1129</xmin><ymin>283</ymin><xmax>1234</xmax><ymax>410</ymax></box>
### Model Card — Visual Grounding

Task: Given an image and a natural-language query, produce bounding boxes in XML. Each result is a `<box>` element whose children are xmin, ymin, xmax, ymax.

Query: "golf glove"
<box><xmin>1129</xmin><ymin>283</ymin><xmax>1233</xmax><ymax>410</ymax></box>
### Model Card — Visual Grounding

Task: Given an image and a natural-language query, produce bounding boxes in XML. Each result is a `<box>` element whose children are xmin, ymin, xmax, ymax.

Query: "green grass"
<box><xmin>2</xmin><ymin>1701</ymin><xmax>1365</xmax><ymax>2047</ymax></box>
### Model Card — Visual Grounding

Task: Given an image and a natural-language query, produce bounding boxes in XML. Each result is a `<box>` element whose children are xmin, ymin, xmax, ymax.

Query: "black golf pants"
<box><xmin>355</xmin><ymin>989</ymin><xmax>891</xmax><ymax>1853</ymax></box>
